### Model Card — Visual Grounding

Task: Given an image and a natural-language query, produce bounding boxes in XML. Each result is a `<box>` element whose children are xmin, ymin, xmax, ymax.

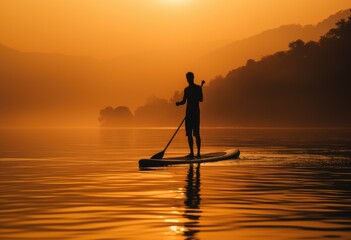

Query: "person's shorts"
<box><xmin>185</xmin><ymin>114</ymin><xmax>200</xmax><ymax>137</ymax></box>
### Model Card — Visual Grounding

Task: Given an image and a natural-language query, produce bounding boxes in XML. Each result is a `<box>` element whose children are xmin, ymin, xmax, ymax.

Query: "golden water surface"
<box><xmin>0</xmin><ymin>128</ymin><xmax>350</xmax><ymax>240</ymax></box>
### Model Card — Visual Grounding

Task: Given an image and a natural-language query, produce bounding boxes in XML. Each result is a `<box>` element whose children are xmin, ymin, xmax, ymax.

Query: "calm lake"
<box><xmin>0</xmin><ymin>128</ymin><xmax>351</xmax><ymax>240</ymax></box>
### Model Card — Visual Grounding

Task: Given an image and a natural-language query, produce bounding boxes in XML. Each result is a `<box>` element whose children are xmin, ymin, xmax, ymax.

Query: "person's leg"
<box><xmin>186</xmin><ymin>120</ymin><xmax>194</xmax><ymax>158</ymax></box>
<box><xmin>194</xmin><ymin>116</ymin><xmax>201</xmax><ymax>158</ymax></box>
<box><xmin>195</xmin><ymin>135</ymin><xmax>201</xmax><ymax>158</ymax></box>
<box><xmin>187</xmin><ymin>135</ymin><xmax>194</xmax><ymax>158</ymax></box>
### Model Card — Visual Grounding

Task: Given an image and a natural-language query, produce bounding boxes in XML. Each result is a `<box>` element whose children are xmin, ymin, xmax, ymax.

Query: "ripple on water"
<box><xmin>0</xmin><ymin>128</ymin><xmax>351</xmax><ymax>239</ymax></box>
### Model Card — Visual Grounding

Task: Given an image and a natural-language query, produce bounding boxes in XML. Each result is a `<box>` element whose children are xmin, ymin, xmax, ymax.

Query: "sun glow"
<box><xmin>163</xmin><ymin>0</ymin><xmax>188</xmax><ymax>5</ymax></box>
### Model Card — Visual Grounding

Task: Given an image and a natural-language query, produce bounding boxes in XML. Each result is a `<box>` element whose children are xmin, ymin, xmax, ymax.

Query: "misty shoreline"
<box><xmin>1</xmin><ymin>126</ymin><xmax>351</xmax><ymax>130</ymax></box>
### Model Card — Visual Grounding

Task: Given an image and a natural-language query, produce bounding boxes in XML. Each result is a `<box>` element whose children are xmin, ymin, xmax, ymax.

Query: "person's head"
<box><xmin>186</xmin><ymin>72</ymin><xmax>194</xmax><ymax>85</ymax></box>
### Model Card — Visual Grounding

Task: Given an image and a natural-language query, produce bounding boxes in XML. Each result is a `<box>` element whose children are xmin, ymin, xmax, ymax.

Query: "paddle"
<box><xmin>151</xmin><ymin>80</ymin><xmax>205</xmax><ymax>159</ymax></box>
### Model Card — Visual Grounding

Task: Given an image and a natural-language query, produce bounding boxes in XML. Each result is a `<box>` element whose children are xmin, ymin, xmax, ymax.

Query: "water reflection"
<box><xmin>1</xmin><ymin>128</ymin><xmax>351</xmax><ymax>240</ymax></box>
<box><xmin>183</xmin><ymin>163</ymin><xmax>202</xmax><ymax>240</ymax></box>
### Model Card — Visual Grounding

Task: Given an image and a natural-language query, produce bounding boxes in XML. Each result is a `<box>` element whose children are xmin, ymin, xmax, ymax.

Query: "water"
<box><xmin>0</xmin><ymin>128</ymin><xmax>351</xmax><ymax>240</ymax></box>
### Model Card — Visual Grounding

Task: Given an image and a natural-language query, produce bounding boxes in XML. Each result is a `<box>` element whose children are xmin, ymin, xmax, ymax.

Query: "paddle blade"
<box><xmin>151</xmin><ymin>151</ymin><xmax>164</xmax><ymax>159</ymax></box>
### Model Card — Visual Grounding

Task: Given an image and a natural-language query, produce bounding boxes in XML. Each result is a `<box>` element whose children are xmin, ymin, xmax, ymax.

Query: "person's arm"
<box><xmin>176</xmin><ymin>90</ymin><xmax>187</xmax><ymax>106</ymax></box>
<box><xmin>199</xmin><ymin>86</ymin><xmax>203</xmax><ymax>102</ymax></box>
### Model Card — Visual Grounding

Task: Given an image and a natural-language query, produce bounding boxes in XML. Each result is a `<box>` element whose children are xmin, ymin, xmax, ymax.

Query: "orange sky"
<box><xmin>0</xmin><ymin>0</ymin><xmax>350</xmax><ymax>127</ymax></box>
<box><xmin>1</xmin><ymin>0</ymin><xmax>350</xmax><ymax>58</ymax></box>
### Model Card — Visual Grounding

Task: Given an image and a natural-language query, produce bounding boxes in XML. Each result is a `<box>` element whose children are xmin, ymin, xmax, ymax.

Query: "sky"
<box><xmin>1</xmin><ymin>0</ymin><xmax>350</xmax><ymax>58</ymax></box>
<box><xmin>0</xmin><ymin>0</ymin><xmax>350</xmax><ymax>127</ymax></box>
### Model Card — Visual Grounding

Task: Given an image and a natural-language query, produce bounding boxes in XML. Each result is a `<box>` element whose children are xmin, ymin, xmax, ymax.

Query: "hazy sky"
<box><xmin>1</xmin><ymin>0</ymin><xmax>350</xmax><ymax>58</ymax></box>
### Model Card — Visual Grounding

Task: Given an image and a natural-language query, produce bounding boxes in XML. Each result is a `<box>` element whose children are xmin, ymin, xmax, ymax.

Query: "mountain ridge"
<box><xmin>196</xmin><ymin>9</ymin><xmax>351</xmax><ymax>78</ymax></box>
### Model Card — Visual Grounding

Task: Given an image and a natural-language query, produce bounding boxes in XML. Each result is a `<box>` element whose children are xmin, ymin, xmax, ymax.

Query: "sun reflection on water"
<box><xmin>163</xmin><ymin>163</ymin><xmax>202</xmax><ymax>239</ymax></box>
<box><xmin>169</xmin><ymin>225</ymin><xmax>186</xmax><ymax>234</ymax></box>
<box><xmin>1</xmin><ymin>128</ymin><xmax>351</xmax><ymax>239</ymax></box>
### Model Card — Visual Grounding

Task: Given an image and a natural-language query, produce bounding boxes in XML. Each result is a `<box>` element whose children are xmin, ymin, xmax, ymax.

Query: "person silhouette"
<box><xmin>176</xmin><ymin>72</ymin><xmax>203</xmax><ymax>159</ymax></box>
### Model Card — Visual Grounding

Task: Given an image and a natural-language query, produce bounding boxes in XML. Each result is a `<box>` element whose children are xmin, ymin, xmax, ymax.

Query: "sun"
<box><xmin>155</xmin><ymin>0</ymin><xmax>192</xmax><ymax>7</ymax></box>
<box><xmin>163</xmin><ymin>0</ymin><xmax>188</xmax><ymax>5</ymax></box>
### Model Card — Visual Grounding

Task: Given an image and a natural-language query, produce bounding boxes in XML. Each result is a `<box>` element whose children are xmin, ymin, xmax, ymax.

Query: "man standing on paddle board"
<box><xmin>176</xmin><ymin>72</ymin><xmax>203</xmax><ymax>159</ymax></box>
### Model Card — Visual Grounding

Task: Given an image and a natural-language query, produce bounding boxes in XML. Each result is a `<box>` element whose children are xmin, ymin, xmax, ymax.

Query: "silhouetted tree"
<box><xmin>99</xmin><ymin>106</ymin><xmax>134</xmax><ymax>126</ymax></box>
<box><xmin>134</xmin><ymin>96</ymin><xmax>183</xmax><ymax>126</ymax></box>
<box><xmin>289</xmin><ymin>39</ymin><xmax>305</xmax><ymax>51</ymax></box>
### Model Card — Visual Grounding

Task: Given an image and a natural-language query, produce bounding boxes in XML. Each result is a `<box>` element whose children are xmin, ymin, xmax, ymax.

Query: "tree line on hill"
<box><xmin>100</xmin><ymin>13</ymin><xmax>351</xmax><ymax>127</ymax></box>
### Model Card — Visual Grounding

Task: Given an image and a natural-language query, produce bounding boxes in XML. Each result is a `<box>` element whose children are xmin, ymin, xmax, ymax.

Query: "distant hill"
<box><xmin>0</xmin><ymin>42</ymin><xmax>200</xmax><ymax>126</ymax></box>
<box><xmin>196</xmin><ymin>9</ymin><xmax>351</xmax><ymax>78</ymax></box>
<box><xmin>0</xmin><ymin>44</ymin><xmax>106</xmax><ymax>126</ymax></box>
<box><xmin>0</xmin><ymin>42</ymin><xmax>210</xmax><ymax>126</ymax></box>
<box><xmin>113</xmin><ymin>11</ymin><xmax>351</xmax><ymax>127</ymax></box>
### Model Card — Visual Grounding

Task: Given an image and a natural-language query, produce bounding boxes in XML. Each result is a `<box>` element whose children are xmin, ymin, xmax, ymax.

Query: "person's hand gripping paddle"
<box><xmin>151</xmin><ymin>80</ymin><xmax>205</xmax><ymax>159</ymax></box>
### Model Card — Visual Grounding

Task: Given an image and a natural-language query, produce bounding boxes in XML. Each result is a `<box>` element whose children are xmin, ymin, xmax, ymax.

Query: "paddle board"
<box><xmin>139</xmin><ymin>148</ymin><xmax>240</xmax><ymax>167</ymax></box>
